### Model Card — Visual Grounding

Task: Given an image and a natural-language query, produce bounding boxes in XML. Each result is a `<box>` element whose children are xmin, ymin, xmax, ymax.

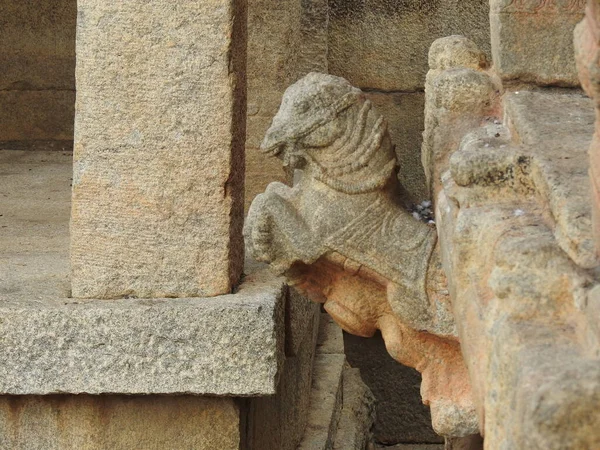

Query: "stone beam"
<box><xmin>0</xmin><ymin>270</ymin><xmax>284</xmax><ymax>396</ymax></box>
<box><xmin>71</xmin><ymin>0</ymin><xmax>247</xmax><ymax>298</ymax></box>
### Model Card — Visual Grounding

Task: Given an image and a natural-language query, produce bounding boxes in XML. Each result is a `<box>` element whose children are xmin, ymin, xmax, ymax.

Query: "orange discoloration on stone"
<box><xmin>288</xmin><ymin>254</ymin><xmax>476</xmax><ymax>436</ymax></box>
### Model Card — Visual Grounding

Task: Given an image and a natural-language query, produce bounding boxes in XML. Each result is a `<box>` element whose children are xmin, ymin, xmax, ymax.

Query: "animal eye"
<box><xmin>295</xmin><ymin>101</ymin><xmax>310</xmax><ymax>113</ymax></box>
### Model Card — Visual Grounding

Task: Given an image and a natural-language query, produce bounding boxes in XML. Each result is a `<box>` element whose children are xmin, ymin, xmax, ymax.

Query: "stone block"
<box><xmin>332</xmin><ymin>367</ymin><xmax>376</xmax><ymax>450</ymax></box>
<box><xmin>575</xmin><ymin>1</ymin><xmax>600</xmax><ymax>252</ymax></box>
<box><xmin>71</xmin><ymin>0</ymin><xmax>247</xmax><ymax>298</ymax></box>
<box><xmin>422</xmin><ymin>36</ymin><xmax>497</xmax><ymax>198</ymax></box>
<box><xmin>0</xmin><ymin>1</ymin><xmax>76</xmax><ymax>90</ymax></box>
<box><xmin>328</xmin><ymin>0</ymin><xmax>491</xmax><ymax>91</ymax></box>
<box><xmin>0</xmin><ymin>270</ymin><xmax>285</xmax><ymax>396</ymax></box>
<box><xmin>297</xmin><ymin>354</ymin><xmax>345</xmax><ymax>450</ymax></box>
<box><xmin>490</xmin><ymin>0</ymin><xmax>585</xmax><ymax>86</ymax></box>
<box><xmin>286</xmin><ymin>288</ymin><xmax>321</xmax><ymax>357</ymax></box>
<box><xmin>372</xmin><ymin>446</ymin><xmax>444</xmax><ymax>450</ymax></box>
<box><xmin>248</xmin><ymin>297</ymin><xmax>320</xmax><ymax>450</ymax></box>
<box><xmin>436</xmin><ymin>85</ymin><xmax>600</xmax><ymax>446</ymax></box>
<box><xmin>503</xmin><ymin>90</ymin><xmax>595</xmax><ymax>267</ymax></box>
<box><xmin>0</xmin><ymin>395</ymin><xmax>240</xmax><ymax>450</ymax></box>
<box><xmin>316</xmin><ymin>314</ymin><xmax>345</xmax><ymax>355</ymax></box>
<box><xmin>0</xmin><ymin>91</ymin><xmax>75</xmax><ymax>144</ymax></box>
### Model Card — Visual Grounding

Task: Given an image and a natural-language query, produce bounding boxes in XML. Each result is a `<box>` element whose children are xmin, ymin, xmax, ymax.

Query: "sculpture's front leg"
<box><xmin>245</xmin><ymin>182</ymin><xmax>322</xmax><ymax>273</ymax></box>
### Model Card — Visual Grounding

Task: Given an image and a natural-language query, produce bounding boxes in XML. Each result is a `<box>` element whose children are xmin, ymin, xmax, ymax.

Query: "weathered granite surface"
<box><xmin>0</xmin><ymin>395</ymin><xmax>240</xmax><ymax>450</ymax></box>
<box><xmin>328</xmin><ymin>0</ymin><xmax>491</xmax><ymax>92</ymax></box>
<box><xmin>575</xmin><ymin>1</ymin><xmax>600</xmax><ymax>254</ymax></box>
<box><xmin>422</xmin><ymin>35</ymin><xmax>498</xmax><ymax>198</ymax></box>
<box><xmin>298</xmin><ymin>312</ymin><xmax>375</xmax><ymax>450</ymax></box>
<box><xmin>344</xmin><ymin>332</ymin><xmax>443</xmax><ymax>445</ymax></box>
<box><xmin>248</xmin><ymin>287</ymin><xmax>321</xmax><ymax>450</ymax></box>
<box><xmin>298</xmin><ymin>354</ymin><xmax>346</xmax><ymax>449</ymax></box>
<box><xmin>490</xmin><ymin>0</ymin><xmax>584</xmax><ymax>86</ymax></box>
<box><xmin>333</xmin><ymin>367</ymin><xmax>376</xmax><ymax>450</ymax></box>
<box><xmin>0</xmin><ymin>269</ymin><xmax>285</xmax><ymax>396</ymax></box>
<box><xmin>246</xmin><ymin>0</ymin><xmax>329</xmax><ymax>211</ymax></box>
<box><xmin>72</xmin><ymin>0</ymin><xmax>246</xmax><ymax>298</ymax></box>
<box><xmin>424</xmin><ymin>35</ymin><xmax>600</xmax><ymax>449</ymax></box>
<box><xmin>1</xmin><ymin>150</ymin><xmax>286</xmax><ymax>396</ymax></box>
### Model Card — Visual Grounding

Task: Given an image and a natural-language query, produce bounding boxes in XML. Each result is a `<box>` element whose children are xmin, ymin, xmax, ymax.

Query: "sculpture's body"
<box><xmin>245</xmin><ymin>73</ymin><xmax>478</xmax><ymax>436</ymax></box>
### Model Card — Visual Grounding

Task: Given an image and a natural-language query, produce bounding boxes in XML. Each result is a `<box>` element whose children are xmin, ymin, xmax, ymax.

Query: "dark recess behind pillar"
<box><xmin>343</xmin><ymin>331</ymin><xmax>443</xmax><ymax>445</ymax></box>
<box><xmin>0</xmin><ymin>0</ymin><xmax>77</xmax><ymax>149</ymax></box>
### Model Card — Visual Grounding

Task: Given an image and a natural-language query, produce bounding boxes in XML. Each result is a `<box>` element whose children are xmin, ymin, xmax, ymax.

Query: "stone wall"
<box><xmin>246</xmin><ymin>0</ymin><xmax>328</xmax><ymax>211</ymax></box>
<box><xmin>328</xmin><ymin>0</ymin><xmax>491</xmax><ymax>202</ymax></box>
<box><xmin>246</xmin><ymin>0</ymin><xmax>491</xmax><ymax>205</ymax></box>
<box><xmin>0</xmin><ymin>1</ymin><xmax>76</xmax><ymax>148</ymax></box>
<box><xmin>0</xmin><ymin>396</ymin><xmax>241</xmax><ymax>450</ymax></box>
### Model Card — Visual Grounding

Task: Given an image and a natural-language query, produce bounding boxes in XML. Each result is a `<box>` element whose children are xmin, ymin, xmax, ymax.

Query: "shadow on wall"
<box><xmin>0</xmin><ymin>1</ymin><xmax>76</xmax><ymax>150</ymax></box>
<box><xmin>343</xmin><ymin>331</ymin><xmax>444</xmax><ymax>445</ymax></box>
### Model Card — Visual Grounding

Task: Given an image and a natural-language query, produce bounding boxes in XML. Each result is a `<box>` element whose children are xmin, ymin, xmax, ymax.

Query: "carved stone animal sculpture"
<box><xmin>245</xmin><ymin>73</ymin><xmax>478</xmax><ymax>436</ymax></box>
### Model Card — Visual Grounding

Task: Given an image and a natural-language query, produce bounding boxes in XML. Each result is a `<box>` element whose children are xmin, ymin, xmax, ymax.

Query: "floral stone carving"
<box><xmin>245</xmin><ymin>73</ymin><xmax>477</xmax><ymax>437</ymax></box>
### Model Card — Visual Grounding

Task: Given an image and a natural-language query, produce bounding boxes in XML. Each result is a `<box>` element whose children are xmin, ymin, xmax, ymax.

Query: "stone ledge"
<box><xmin>0</xmin><ymin>270</ymin><xmax>285</xmax><ymax>396</ymax></box>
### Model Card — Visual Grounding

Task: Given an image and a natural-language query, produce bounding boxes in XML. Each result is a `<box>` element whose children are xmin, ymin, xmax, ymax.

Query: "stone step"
<box><xmin>332</xmin><ymin>367</ymin><xmax>376</xmax><ymax>450</ymax></box>
<box><xmin>450</xmin><ymin>89</ymin><xmax>596</xmax><ymax>269</ymax></box>
<box><xmin>298</xmin><ymin>314</ymin><xmax>375</xmax><ymax>450</ymax></box>
<box><xmin>503</xmin><ymin>89</ymin><xmax>596</xmax><ymax>268</ymax></box>
<box><xmin>297</xmin><ymin>353</ymin><xmax>345</xmax><ymax>450</ymax></box>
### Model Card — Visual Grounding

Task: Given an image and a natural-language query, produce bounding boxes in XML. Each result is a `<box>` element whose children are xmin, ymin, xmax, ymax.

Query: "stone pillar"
<box><xmin>575</xmin><ymin>0</ymin><xmax>600</xmax><ymax>255</ymax></box>
<box><xmin>490</xmin><ymin>0</ymin><xmax>585</xmax><ymax>86</ymax></box>
<box><xmin>71</xmin><ymin>0</ymin><xmax>246</xmax><ymax>298</ymax></box>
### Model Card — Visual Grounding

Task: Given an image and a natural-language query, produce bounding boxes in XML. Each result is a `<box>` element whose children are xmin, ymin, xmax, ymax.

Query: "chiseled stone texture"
<box><xmin>0</xmin><ymin>395</ymin><xmax>240</xmax><ymax>450</ymax></box>
<box><xmin>435</xmin><ymin>87</ymin><xmax>600</xmax><ymax>448</ymax></box>
<box><xmin>248</xmin><ymin>292</ymin><xmax>320</xmax><ymax>450</ymax></box>
<box><xmin>490</xmin><ymin>0</ymin><xmax>585</xmax><ymax>86</ymax></box>
<box><xmin>246</xmin><ymin>73</ymin><xmax>476</xmax><ymax>436</ymax></box>
<box><xmin>0</xmin><ymin>270</ymin><xmax>285</xmax><ymax>396</ymax></box>
<box><xmin>0</xmin><ymin>1</ymin><xmax>76</xmax><ymax>145</ymax></box>
<box><xmin>422</xmin><ymin>36</ymin><xmax>498</xmax><ymax>198</ymax></box>
<box><xmin>328</xmin><ymin>0</ymin><xmax>491</xmax><ymax>92</ymax></box>
<box><xmin>72</xmin><ymin>0</ymin><xmax>247</xmax><ymax>298</ymax></box>
<box><xmin>366</xmin><ymin>92</ymin><xmax>428</xmax><ymax>203</ymax></box>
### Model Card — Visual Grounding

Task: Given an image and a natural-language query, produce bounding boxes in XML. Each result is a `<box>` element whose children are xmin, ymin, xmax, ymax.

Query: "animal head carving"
<box><xmin>260</xmin><ymin>72</ymin><xmax>398</xmax><ymax>194</ymax></box>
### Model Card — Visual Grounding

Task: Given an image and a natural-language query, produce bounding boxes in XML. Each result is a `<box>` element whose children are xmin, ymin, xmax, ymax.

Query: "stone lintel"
<box><xmin>0</xmin><ymin>271</ymin><xmax>285</xmax><ymax>397</ymax></box>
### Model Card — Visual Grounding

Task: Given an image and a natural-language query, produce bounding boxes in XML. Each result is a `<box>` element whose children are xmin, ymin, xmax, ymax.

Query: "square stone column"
<box><xmin>71</xmin><ymin>0</ymin><xmax>246</xmax><ymax>298</ymax></box>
